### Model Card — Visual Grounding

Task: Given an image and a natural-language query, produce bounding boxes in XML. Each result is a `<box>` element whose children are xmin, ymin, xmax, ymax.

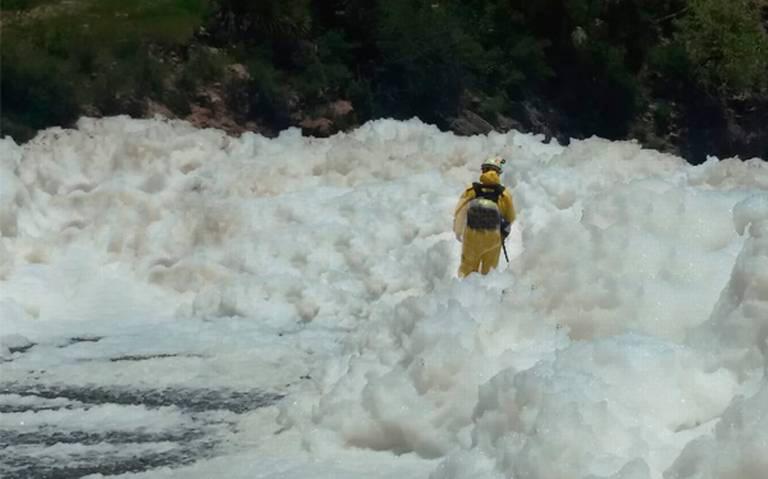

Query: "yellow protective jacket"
<box><xmin>453</xmin><ymin>170</ymin><xmax>515</xmax><ymax>276</ymax></box>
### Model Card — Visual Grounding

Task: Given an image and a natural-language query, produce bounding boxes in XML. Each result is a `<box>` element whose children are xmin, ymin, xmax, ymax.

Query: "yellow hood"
<box><xmin>479</xmin><ymin>170</ymin><xmax>501</xmax><ymax>185</ymax></box>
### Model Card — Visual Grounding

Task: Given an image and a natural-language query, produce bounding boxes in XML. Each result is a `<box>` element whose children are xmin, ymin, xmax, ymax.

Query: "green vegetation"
<box><xmin>2</xmin><ymin>0</ymin><xmax>767</xmax><ymax>162</ymax></box>
<box><xmin>675</xmin><ymin>0</ymin><xmax>768</xmax><ymax>95</ymax></box>
<box><xmin>1</xmin><ymin>0</ymin><xmax>211</xmax><ymax>138</ymax></box>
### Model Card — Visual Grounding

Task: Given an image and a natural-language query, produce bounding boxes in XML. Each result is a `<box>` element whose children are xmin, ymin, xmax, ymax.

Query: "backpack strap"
<box><xmin>472</xmin><ymin>183</ymin><xmax>505</xmax><ymax>203</ymax></box>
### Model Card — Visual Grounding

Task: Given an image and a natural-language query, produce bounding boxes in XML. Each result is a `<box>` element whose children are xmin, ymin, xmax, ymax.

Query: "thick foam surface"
<box><xmin>0</xmin><ymin>117</ymin><xmax>766</xmax><ymax>478</ymax></box>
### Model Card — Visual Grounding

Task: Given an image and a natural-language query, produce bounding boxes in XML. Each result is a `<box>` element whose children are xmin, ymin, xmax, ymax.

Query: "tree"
<box><xmin>675</xmin><ymin>0</ymin><xmax>768</xmax><ymax>96</ymax></box>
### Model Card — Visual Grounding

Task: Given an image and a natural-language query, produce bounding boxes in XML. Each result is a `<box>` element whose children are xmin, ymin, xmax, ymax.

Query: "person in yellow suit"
<box><xmin>453</xmin><ymin>156</ymin><xmax>516</xmax><ymax>277</ymax></box>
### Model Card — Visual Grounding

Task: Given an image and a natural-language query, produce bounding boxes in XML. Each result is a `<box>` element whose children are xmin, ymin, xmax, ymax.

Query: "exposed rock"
<box><xmin>295</xmin><ymin>99</ymin><xmax>357</xmax><ymax>137</ymax></box>
<box><xmin>146</xmin><ymin>100</ymin><xmax>174</xmax><ymax>120</ymax></box>
<box><xmin>330</xmin><ymin>100</ymin><xmax>354</xmax><ymax>118</ymax></box>
<box><xmin>195</xmin><ymin>85</ymin><xmax>225</xmax><ymax>109</ymax></box>
<box><xmin>185</xmin><ymin>104</ymin><xmax>245</xmax><ymax>134</ymax></box>
<box><xmin>227</xmin><ymin>63</ymin><xmax>250</xmax><ymax>81</ymax></box>
<box><xmin>172</xmin><ymin>61</ymin><xmax>270</xmax><ymax>136</ymax></box>
<box><xmin>185</xmin><ymin>105</ymin><xmax>211</xmax><ymax>128</ymax></box>
<box><xmin>300</xmin><ymin>117</ymin><xmax>334</xmax><ymax>137</ymax></box>
<box><xmin>495</xmin><ymin>114</ymin><xmax>525</xmax><ymax>133</ymax></box>
<box><xmin>521</xmin><ymin>101</ymin><xmax>555</xmax><ymax>139</ymax></box>
<box><xmin>449</xmin><ymin>110</ymin><xmax>494</xmax><ymax>136</ymax></box>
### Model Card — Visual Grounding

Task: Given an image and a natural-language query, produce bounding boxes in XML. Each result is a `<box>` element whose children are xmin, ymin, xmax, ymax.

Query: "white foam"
<box><xmin>1</xmin><ymin>116</ymin><xmax>766</xmax><ymax>478</ymax></box>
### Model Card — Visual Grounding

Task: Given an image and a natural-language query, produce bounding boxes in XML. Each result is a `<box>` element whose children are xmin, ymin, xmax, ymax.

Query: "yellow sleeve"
<box><xmin>454</xmin><ymin>187</ymin><xmax>475</xmax><ymax>217</ymax></box>
<box><xmin>499</xmin><ymin>189</ymin><xmax>516</xmax><ymax>224</ymax></box>
<box><xmin>453</xmin><ymin>187</ymin><xmax>475</xmax><ymax>239</ymax></box>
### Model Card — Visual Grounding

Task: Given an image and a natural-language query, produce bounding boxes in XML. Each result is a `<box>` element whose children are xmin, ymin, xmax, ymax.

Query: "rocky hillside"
<box><xmin>2</xmin><ymin>0</ymin><xmax>767</xmax><ymax>163</ymax></box>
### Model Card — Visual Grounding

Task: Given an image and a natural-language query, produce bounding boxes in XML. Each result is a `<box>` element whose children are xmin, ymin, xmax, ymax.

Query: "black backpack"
<box><xmin>466</xmin><ymin>183</ymin><xmax>505</xmax><ymax>230</ymax></box>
